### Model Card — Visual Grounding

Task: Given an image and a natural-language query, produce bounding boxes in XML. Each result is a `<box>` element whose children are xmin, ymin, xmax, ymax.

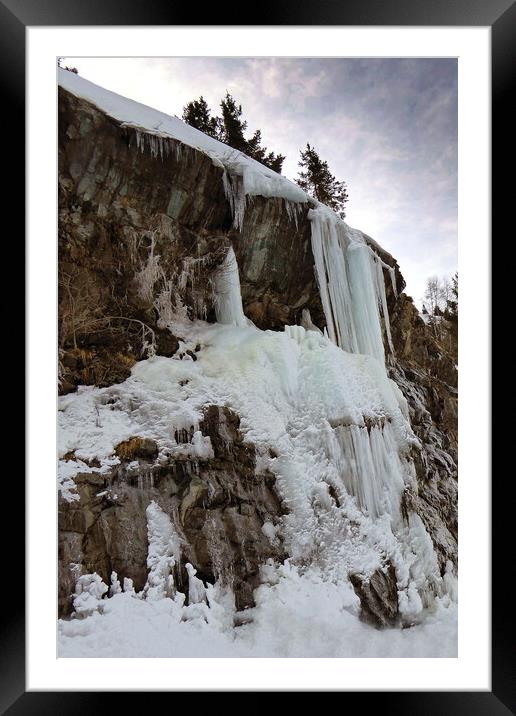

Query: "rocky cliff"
<box><xmin>57</xmin><ymin>75</ymin><xmax>457</xmax><ymax>631</ymax></box>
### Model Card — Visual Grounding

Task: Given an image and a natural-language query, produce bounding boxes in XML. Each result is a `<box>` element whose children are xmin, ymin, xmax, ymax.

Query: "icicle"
<box><xmin>308</xmin><ymin>206</ymin><xmax>395</xmax><ymax>364</ymax></box>
<box><xmin>222</xmin><ymin>170</ymin><xmax>247</xmax><ymax>230</ymax></box>
<box><xmin>389</xmin><ymin>266</ymin><xmax>398</xmax><ymax>299</ymax></box>
<box><xmin>372</xmin><ymin>253</ymin><xmax>395</xmax><ymax>356</ymax></box>
<box><xmin>211</xmin><ymin>247</ymin><xmax>247</xmax><ymax>327</ymax></box>
<box><xmin>144</xmin><ymin>501</ymin><xmax>182</xmax><ymax>601</ymax></box>
<box><xmin>366</xmin><ymin>244</ymin><xmax>398</xmax><ymax>301</ymax></box>
<box><xmin>309</xmin><ymin>210</ymin><xmax>356</xmax><ymax>350</ymax></box>
<box><xmin>346</xmin><ymin>242</ymin><xmax>386</xmax><ymax>363</ymax></box>
<box><xmin>285</xmin><ymin>199</ymin><xmax>302</xmax><ymax>230</ymax></box>
<box><xmin>334</xmin><ymin>422</ymin><xmax>406</xmax><ymax>520</ymax></box>
<box><xmin>127</xmin><ymin>125</ymin><xmax>173</xmax><ymax>161</ymax></box>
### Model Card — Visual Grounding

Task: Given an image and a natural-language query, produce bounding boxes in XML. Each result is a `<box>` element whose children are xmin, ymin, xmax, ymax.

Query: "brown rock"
<box><xmin>350</xmin><ymin>564</ymin><xmax>399</xmax><ymax>627</ymax></box>
<box><xmin>58</xmin><ymin>85</ymin><xmax>328</xmax><ymax>396</ymax></box>
<box><xmin>58</xmin><ymin>405</ymin><xmax>286</xmax><ymax>617</ymax></box>
<box><xmin>115</xmin><ymin>437</ymin><xmax>159</xmax><ymax>461</ymax></box>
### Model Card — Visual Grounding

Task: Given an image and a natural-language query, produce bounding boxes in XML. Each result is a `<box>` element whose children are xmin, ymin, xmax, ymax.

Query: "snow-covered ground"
<box><xmin>59</xmin><ymin>563</ymin><xmax>457</xmax><ymax>658</ymax></box>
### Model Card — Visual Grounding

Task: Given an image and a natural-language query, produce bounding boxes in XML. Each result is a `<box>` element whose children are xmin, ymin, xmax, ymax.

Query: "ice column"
<box><xmin>334</xmin><ymin>423</ymin><xmax>406</xmax><ymax>520</ymax></box>
<box><xmin>308</xmin><ymin>206</ymin><xmax>394</xmax><ymax>364</ymax></box>
<box><xmin>212</xmin><ymin>246</ymin><xmax>247</xmax><ymax>327</ymax></box>
<box><xmin>144</xmin><ymin>501</ymin><xmax>182</xmax><ymax>601</ymax></box>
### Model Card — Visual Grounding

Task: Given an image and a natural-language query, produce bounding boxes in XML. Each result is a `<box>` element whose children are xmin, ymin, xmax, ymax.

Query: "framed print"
<box><xmin>5</xmin><ymin>0</ymin><xmax>511</xmax><ymax>708</ymax></box>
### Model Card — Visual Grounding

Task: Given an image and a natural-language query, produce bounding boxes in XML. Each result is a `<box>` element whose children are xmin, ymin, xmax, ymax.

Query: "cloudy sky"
<box><xmin>64</xmin><ymin>57</ymin><xmax>457</xmax><ymax>304</ymax></box>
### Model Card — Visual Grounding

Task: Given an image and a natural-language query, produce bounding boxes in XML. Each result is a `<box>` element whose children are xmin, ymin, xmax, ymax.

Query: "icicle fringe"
<box><xmin>308</xmin><ymin>206</ymin><xmax>395</xmax><ymax>364</ymax></box>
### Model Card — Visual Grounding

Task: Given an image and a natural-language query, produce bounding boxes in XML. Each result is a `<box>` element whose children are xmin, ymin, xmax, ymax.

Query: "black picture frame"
<box><xmin>6</xmin><ymin>0</ymin><xmax>510</xmax><ymax>709</ymax></box>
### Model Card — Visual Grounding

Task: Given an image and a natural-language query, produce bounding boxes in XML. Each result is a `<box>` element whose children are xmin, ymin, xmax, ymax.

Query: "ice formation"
<box><xmin>309</xmin><ymin>204</ymin><xmax>394</xmax><ymax>362</ymax></box>
<box><xmin>144</xmin><ymin>501</ymin><xmax>182</xmax><ymax>601</ymax></box>
<box><xmin>59</xmin><ymin>321</ymin><xmax>450</xmax><ymax>645</ymax></box>
<box><xmin>57</xmin><ymin>71</ymin><xmax>457</xmax><ymax>657</ymax></box>
<box><xmin>211</xmin><ymin>246</ymin><xmax>247</xmax><ymax>327</ymax></box>
<box><xmin>72</xmin><ymin>573</ymin><xmax>108</xmax><ymax>616</ymax></box>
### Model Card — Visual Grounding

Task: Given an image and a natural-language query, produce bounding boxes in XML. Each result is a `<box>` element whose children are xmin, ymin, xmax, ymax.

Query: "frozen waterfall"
<box><xmin>309</xmin><ymin>205</ymin><xmax>395</xmax><ymax>364</ymax></box>
<box><xmin>57</xmin><ymin>70</ymin><xmax>457</xmax><ymax>658</ymax></box>
<box><xmin>332</xmin><ymin>422</ymin><xmax>407</xmax><ymax>521</ymax></box>
<box><xmin>211</xmin><ymin>246</ymin><xmax>247</xmax><ymax>327</ymax></box>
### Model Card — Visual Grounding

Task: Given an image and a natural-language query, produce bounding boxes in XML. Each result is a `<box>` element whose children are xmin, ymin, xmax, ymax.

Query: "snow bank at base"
<box><xmin>58</xmin><ymin>562</ymin><xmax>457</xmax><ymax>658</ymax></box>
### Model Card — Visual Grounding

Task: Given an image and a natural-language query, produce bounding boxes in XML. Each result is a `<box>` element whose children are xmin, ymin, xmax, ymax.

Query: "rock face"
<box><xmin>389</xmin><ymin>295</ymin><xmax>458</xmax><ymax>572</ymax></box>
<box><xmin>58</xmin><ymin>88</ymin><xmax>327</xmax><ymax>394</ymax></box>
<box><xmin>349</xmin><ymin>565</ymin><xmax>399</xmax><ymax>627</ymax></box>
<box><xmin>59</xmin><ymin>405</ymin><xmax>285</xmax><ymax>616</ymax></box>
<box><xmin>58</xmin><ymin>84</ymin><xmax>457</xmax><ymax>624</ymax></box>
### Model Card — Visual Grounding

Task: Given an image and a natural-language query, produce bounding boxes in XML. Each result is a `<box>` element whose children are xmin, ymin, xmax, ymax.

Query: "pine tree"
<box><xmin>219</xmin><ymin>93</ymin><xmax>248</xmax><ymax>152</ymax></box>
<box><xmin>219</xmin><ymin>92</ymin><xmax>285</xmax><ymax>172</ymax></box>
<box><xmin>265</xmin><ymin>151</ymin><xmax>285</xmax><ymax>174</ymax></box>
<box><xmin>244</xmin><ymin>129</ymin><xmax>285</xmax><ymax>173</ymax></box>
<box><xmin>297</xmin><ymin>143</ymin><xmax>349</xmax><ymax>218</ymax></box>
<box><xmin>182</xmin><ymin>91</ymin><xmax>285</xmax><ymax>173</ymax></box>
<box><xmin>246</xmin><ymin>129</ymin><xmax>265</xmax><ymax>162</ymax></box>
<box><xmin>444</xmin><ymin>272</ymin><xmax>458</xmax><ymax>341</ymax></box>
<box><xmin>446</xmin><ymin>272</ymin><xmax>458</xmax><ymax>318</ymax></box>
<box><xmin>181</xmin><ymin>96</ymin><xmax>219</xmax><ymax>138</ymax></box>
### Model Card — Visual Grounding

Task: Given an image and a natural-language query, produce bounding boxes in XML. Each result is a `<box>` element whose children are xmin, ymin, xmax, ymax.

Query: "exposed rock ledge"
<box><xmin>59</xmin><ymin>405</ymin><xmax>285</xmax><ymax>616</ymax></box>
